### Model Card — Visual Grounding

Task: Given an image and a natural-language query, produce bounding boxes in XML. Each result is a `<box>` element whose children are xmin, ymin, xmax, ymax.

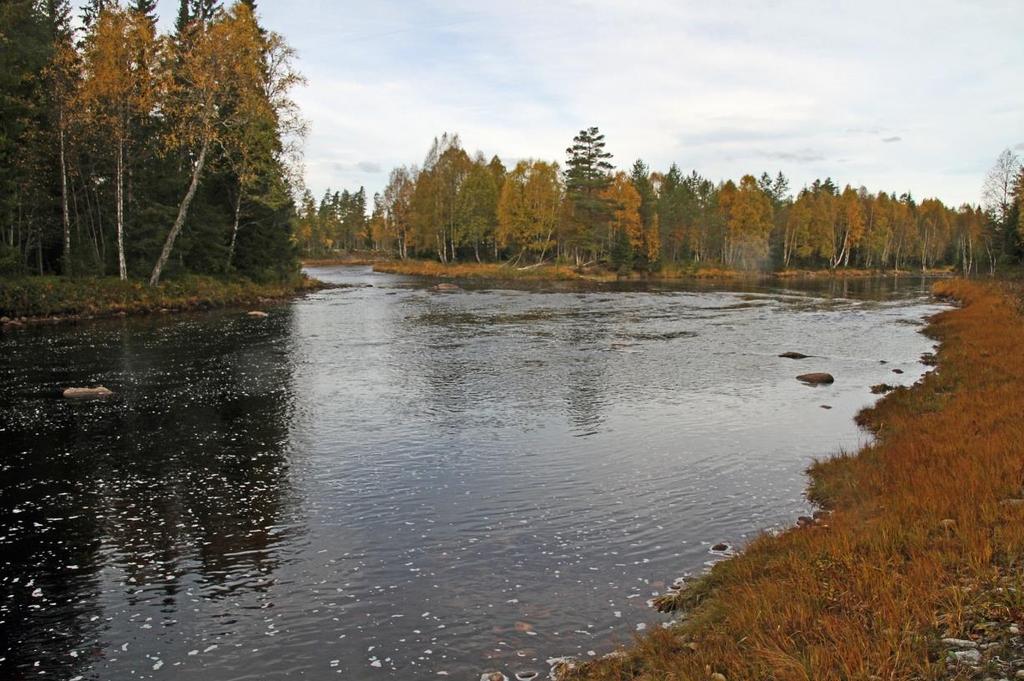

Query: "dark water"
<box><xmin>0</xmin><ymin>267</ymin><xmax>946</xmax><ymax>680</ymax></box>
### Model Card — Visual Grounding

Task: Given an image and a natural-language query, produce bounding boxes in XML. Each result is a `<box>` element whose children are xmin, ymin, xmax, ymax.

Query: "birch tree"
<box><xmin>150</xmin><ymin>2</ymin><xmax>266</xmax><ymax>285</ymax></box>
<box><xmin>79</xmin><ymin>7</ymin><xmax>158</xmax><ymax>279</ymax></box>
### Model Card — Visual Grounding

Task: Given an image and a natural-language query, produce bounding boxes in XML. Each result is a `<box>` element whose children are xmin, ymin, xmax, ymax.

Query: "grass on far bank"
<box><xmin>369</xmin><ymin>258</ymin><xmax>954</xmax><ymax>283</ymax></box>
<box><xmin>567</xmin><ymin>279</ymin><xmax>1024</xmax><ymax>681</ymax></box>
<box><xmin>0</xmin><ymin>273</ymin><xmax>324</xmax><ymax>320</ymax></box>
<box><xmin>373</xmin><ymin>259</ymin><xmax>607</xmax><ymax>281</ymax></box>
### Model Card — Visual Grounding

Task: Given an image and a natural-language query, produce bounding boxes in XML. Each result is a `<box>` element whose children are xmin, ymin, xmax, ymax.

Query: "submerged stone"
<box><xmin>797</xmin><ymin>373</ymin><xmax>834</xmax><ymax>385</ymax></box>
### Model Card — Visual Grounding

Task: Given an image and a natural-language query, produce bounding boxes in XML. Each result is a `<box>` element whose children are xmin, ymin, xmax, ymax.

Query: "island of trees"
<box><xmin>298</xmin><ymin>130</ymin><xmax>1024</xmax><ymax>277</ymax></box>
<box><xmin>0</xmin><ymin>0</ymin><xmax>304</xmax><ymax>289</ymax></box>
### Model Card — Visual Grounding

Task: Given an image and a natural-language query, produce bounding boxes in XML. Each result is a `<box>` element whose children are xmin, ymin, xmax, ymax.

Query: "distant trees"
<box><xmin>0</xmin><ymin>0</ymin><xmax>304</xmax><ymax>283</ymax></box>
<box><xmin>983</xmin><ymin>148</ymin><xmax>1024</xmax><ymax>264</ymax></box>
<box><xmin>306</xmin><ymin>129</ymin><xmax>1019</xmax><ymax>276</ymax></box>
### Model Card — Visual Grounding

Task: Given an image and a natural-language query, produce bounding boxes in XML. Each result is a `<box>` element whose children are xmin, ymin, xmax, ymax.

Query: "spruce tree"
<box><xmin>130</xmin><ymin>0</ymin><xmax>158</xmax><ymax>22</ymax></box>
<box><xmin>174</xmin><ymin>0</ymin><xmax>190</xmax><ymax>33</ymax></box>
<box><xmin>80</xmin><ymin>0</ymin><xmax>114</xmax><ymax>28</ymax></box>
<box><xmin>190</xmin><ymin>0</ymin><xmax>221</xmax><ymax>23</ymax></box>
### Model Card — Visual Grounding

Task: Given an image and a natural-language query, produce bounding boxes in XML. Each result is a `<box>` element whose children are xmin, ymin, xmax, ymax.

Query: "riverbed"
<box><xmin>0</xmin><ymin>266</ymin><xmax>947</xmax><ymax>680</ymax></box>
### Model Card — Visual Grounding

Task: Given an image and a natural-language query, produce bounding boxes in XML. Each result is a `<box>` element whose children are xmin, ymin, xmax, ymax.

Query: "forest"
<box><xmin>0</xmin><ymin>0</ymin><xmax>304</xmax><ymax>285</ymax></box>
<box><xmin>298</xmin><ymin>130</ymin><xmax>1024</xmax><ymax>275</ymax></box>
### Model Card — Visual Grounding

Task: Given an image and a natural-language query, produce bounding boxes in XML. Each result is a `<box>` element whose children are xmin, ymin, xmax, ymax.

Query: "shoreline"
<box><xmin>0</xmin><ymin>274</ymin><xmax>330</xmax><ymax>330</ymax></box>
<box><xmin>363</xmin><ymin>259</ymin><xmax>953</xmax><ymax>284</ymax></box>
<box><xmin>562</xmin><ymin>279</ymin><xmax>1024</xmax><ymax>680</ymax></box>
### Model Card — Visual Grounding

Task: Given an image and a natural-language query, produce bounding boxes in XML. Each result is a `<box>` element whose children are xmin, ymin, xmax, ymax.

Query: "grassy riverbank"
<box><xmin>0</xmin><ymin>274</ymin><xmax>325</xmax><ymax>323</ymax></box>
<box><xmin>369</xmin><ymin>259</ymin><xmax>952</xmax><ymax>283</ymax></box>
<box><xmin>568</xmin><ymin>279</ymin><xmax>1024</xmax><ymax>681</ymax></box>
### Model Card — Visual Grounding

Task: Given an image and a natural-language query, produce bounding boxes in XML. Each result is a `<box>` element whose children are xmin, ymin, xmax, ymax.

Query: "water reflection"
<box><xmin>0</xmin><ymin>311</ymin><xmax>299</xmax><ymax>679</ymax></box>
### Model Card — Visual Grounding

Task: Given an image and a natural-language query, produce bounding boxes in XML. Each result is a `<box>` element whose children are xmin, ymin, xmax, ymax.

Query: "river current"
<box><xmin>0</xmin><ymin>267</ymin><xmax>946</xmax><ymax>680</ymax></box>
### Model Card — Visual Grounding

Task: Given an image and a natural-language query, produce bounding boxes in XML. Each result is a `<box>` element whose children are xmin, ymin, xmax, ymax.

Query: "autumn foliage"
<box><xmin>569</xmin><ymin>280</ymin><xmax>1024</xmax><ymax>680</ymax></box>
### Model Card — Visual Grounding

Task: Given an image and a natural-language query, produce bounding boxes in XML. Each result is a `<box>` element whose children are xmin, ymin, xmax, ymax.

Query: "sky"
<box><xmin>141</xmin><ymin>1</ymin><xmax>1022</xmax><ymax>205</ymax></box>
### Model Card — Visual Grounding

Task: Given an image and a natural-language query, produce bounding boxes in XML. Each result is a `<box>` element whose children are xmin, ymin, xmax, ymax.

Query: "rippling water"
<box><xmin>0</xmin><ymin>267</ymin><xmax>947</xmax><ymax>680</ymax></box>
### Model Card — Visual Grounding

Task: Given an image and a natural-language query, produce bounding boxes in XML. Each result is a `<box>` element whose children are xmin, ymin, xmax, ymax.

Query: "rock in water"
<box><xmin>479</xmin><ymin>673</ymin><xmax>507</xmax><ymax>681</ymax></box>
<box><xmin>63</xmin><ymin>386</ymin><xmax>113</xmax><ymax>399</ymax></box>
<box><xmin>797</xmin><ymin>373</ymin><xmax>834</xmax><ymax>385</ymax></box>
<box><xmin>433</xmin><ymin>282</ymin><xmax>461</xmax><ymax>292</ymax></box>
<box><xmin>247</xmin><ymin>310</ymin><xmax>269</xmax><ymax>318</ymax></box>
<box><xmin>779</xmin><ymin>352</ymin><xmax>810</xmax><ymax>359</ymax></box>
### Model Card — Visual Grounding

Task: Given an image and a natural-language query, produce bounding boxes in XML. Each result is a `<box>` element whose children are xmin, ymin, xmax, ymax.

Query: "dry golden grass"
<box><xmin>374</xmin><ymin>259</ymin><xmax>754</xmax><ymax>282</ymax></box>
<box><xmin>570</xmin><ymin>279</ymin><xmax>1024</xmax><ymax>681</ymax></box>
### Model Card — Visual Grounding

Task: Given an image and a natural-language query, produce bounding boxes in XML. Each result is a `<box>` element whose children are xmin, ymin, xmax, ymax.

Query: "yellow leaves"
<box><xmin>602</xmin><ymin>172</ymin><xmax>643</xmax><ymax>249</ymax></box>
<box><xmin>78</xmin><ymin>7</ymin><xmax>159</xmax><ymax>137</ymax></box>
<box><xmin>166</xmin><ymin>2</ymin><xmax>271</xmax><ymax>150</ymax></box>
<box><xmin>497</xmin><ymin>160</ymin><xmax>562</xmax><ymax>253</ymax></box>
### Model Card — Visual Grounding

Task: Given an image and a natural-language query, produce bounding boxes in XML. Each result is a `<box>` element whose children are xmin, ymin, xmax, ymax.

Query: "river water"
<box><xmin>0</xmin><ymin>266</ymin><xmax>946</xmax><ymax>680</ymax></box>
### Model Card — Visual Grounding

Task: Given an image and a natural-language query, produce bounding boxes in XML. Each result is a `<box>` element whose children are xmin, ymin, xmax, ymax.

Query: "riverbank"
<box><xmin>567</xmin><ymin>279</ymin><xmax>1024</xmax><ymax>680</ymax></box>
<box><xmin>0</xmin><ymin>274</ymin><xmax>326</xmax><ymax>326</ymax></box>
<box><xmin>370</xmin><ymin>259</ymin><xmax>952</xmax><ymax>283</ymax></box>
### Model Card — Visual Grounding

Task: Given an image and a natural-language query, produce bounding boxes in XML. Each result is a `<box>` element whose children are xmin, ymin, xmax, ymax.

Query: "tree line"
<box><xmin>299</xmin><ymin>128</ymin><xmax>1024</xmax><ymax>274</ymax></box>
<box><xmin>0</xmin><ymin>0</ymin><xmax>305</xmax><ymax>283</ymax></box>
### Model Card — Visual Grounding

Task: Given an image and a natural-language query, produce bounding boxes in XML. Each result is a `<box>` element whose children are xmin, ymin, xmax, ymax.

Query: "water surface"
<box><xmin>0</xmin><ymin>267</ymin><xmax>946</xmax><ymax>680</ymax></box>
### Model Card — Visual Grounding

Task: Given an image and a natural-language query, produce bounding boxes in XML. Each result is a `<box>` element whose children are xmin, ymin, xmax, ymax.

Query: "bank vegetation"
<box><xmin>566</xmin><ymin>279</ymin><xmax>1024</xmax><ymax>681</ymax></box>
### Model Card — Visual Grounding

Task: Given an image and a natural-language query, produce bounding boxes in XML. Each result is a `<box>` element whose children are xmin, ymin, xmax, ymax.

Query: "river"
<box><xmin>0</xmin><ymin>266</ymin><xmax>947</xmax><ymax>680</ymax></box>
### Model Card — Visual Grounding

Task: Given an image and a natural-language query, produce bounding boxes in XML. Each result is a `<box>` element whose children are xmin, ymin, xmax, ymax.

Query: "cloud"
<box><xmin>244</xmin><ymin>0</ymin><xmax>1024</xmax><ymax>207</ymax></box>
<box><xmin>752</xmin><ymin>149</ymin><xmax>827</xmax><ymax>163</ymax></box>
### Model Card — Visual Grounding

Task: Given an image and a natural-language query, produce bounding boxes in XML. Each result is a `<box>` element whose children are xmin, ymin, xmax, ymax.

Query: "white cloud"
<box><xmin>154</xmin><ymin>0</ymin><xmax>1024</xmax><ymax>205</ymax></box>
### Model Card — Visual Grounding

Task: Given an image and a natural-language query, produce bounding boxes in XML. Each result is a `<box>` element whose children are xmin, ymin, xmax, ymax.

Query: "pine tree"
<box><xmin>564</xmin><ymin>126</ymin><xmax>614</xmax><ymax>261</ymax></box>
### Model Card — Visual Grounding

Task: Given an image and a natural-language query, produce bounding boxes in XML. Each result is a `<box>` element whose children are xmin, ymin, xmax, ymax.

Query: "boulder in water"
<box><xmin>779</xmin><ymin>352</ymin><xmax>810</xmax><ymax>359</ymax></box>
<box><xmin>63</xmin><ymin>386</ymin><xmax>113</xmax><ymax>399</ymax></box>
<box><xmin>247</xmin><ymin>310</ymin><xmax>269</xmax><ymax>318</ymax></box>
<box><xmin>797</xmin><ymin>373</ymin><xmax>834</xmax><ymax>385</ymax></box>
<box><xmin>433</xmin><ymin>282</ymin><xmax>461</xmax><ymax>292</ymax></box>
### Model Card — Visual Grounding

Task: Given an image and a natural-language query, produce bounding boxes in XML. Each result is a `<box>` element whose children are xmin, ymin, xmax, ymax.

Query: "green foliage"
<box><xmin>0</xmin><ymin>0</ymin><xmax>302</xmax><ymax>285</ymax></box>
